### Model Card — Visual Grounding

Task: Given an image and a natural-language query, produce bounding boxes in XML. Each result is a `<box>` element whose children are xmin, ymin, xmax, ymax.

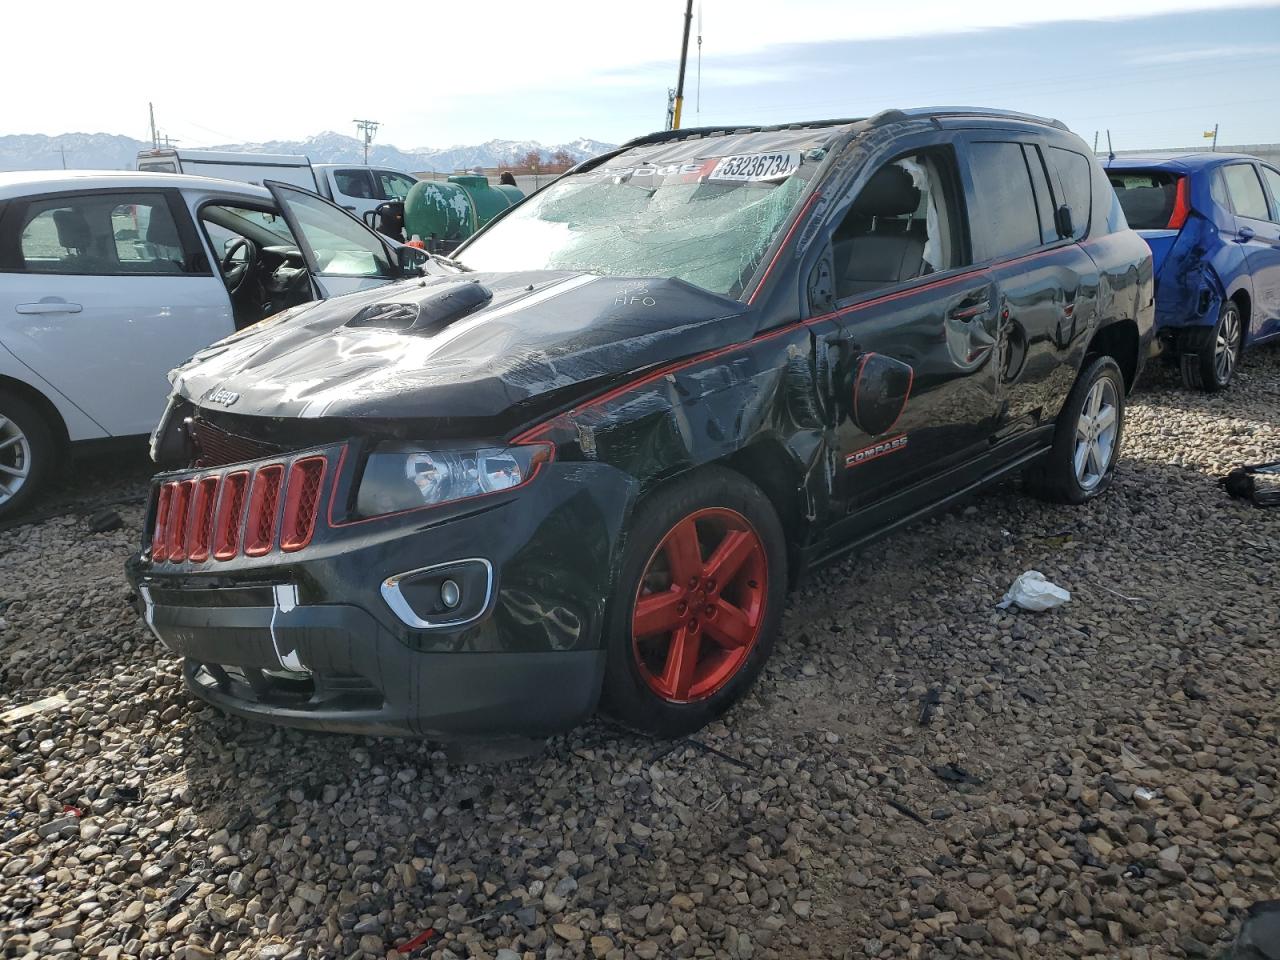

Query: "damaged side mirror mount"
<box><xmin>398</xmin><ymin>244</ymin><xmax>430</xmax><ymax>277</ymax></box>
<box><xmin>1055</xmin><ymin>203</ymin><xmax>1074</xmax><ymax>240</ymax></box>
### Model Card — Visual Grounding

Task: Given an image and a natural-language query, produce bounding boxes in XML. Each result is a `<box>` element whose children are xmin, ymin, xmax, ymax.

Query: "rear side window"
<box><xmin>9</xmin><ymin>193</ymin><xmax>190</xmax><ymax>275</ymax></box>
<box><xmin>967</xmin><ymin>141</ymin><xmax>1041</xmax><ymax>260</ymax></box>
<box><xmin>1259</xmin><ymin>166</ymin><xmax>1280</xmax><ymax>222</ymax></box>
<box><xmin>1107</xmin><ymin>170</ymin><xmax>1179</xmax><ymax>229</ymax></box>
<box><xmin>1023</xmin><ymin>146</ymin><xmax>1058</xmax><ymax>244</ymax></box>
<box><xmin>1223</xmin><ymin>164</ymin><xmax>1269</xmax><ymax>220</ymax></box>
<box><xmin>1046</xmin><ymin>147</ymin><xmax>1091</xmax><ymax>239</ymax></box>
<box><xmin>332</xmin><ymin>169</ymin><xmax>376</xmax><ymax>200</ymax></box>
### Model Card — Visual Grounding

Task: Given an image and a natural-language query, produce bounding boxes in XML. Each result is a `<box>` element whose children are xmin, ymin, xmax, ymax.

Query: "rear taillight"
<box><xmin>213</xmin><ymin>472</ymin><xmax>250</xmax><ymax>561</ymax></box>
<box><xmin>280</xmin><ymin>457</ymin><xmax>327</xmax><ymax>552</ymax></box>
<box><xmin>1167</xmin><ymin>176</ymin><xmax>1190</xmax><ymax>229</ymax></box>
<box><xmin>244</xmin><ymin>465</ymin><xmax>285</xmax><ymax>557</ymax></box>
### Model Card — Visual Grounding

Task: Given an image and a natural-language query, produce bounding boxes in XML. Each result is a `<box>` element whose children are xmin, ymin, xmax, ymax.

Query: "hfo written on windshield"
<box><xmin>601</xmin><ymin>151</ymin><xmax>802</xmax><ymax>184</ymax></box>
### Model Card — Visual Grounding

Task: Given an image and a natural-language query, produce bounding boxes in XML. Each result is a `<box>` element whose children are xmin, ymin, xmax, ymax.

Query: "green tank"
<box><xmin>403</xmin><ymin>174</ymin><xmax>524</xmax><ymax>251</ymax></box>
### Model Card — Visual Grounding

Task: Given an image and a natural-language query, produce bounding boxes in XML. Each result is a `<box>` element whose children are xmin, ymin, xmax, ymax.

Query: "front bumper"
<box><xmin>128</xmin><ymin>445</ymin><xmax>637</xmax><ymax>738</ymax></box>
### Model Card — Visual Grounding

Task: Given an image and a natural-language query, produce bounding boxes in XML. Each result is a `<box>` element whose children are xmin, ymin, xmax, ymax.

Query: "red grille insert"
<box><xmin>166</xmin><ymin>480</ymin><xmax>195</xmax><ymax>562</ymax></box>
<box><xmin>151</xmin><ymin>484</ymin><xmax>173</xmax><ymax>562</ymax></box>
<box><xmin>280</xmin><ymin>456</ymin><xmax>327</xmax><ymax>552</ymax></box>
<box><xmin>187</xmin><ymin>476</ymin><xmax>220</xmax><ymax>562</ymax></box>
<box><xmin>191</xmin><ymin>417</ymin><xmax>280</xmax><ymax>468</ymax></box>
<box><xmin>213</xmin><ymin>471</ymin><xmax>250</xmax><ymax>561</ymax></box>
<box><xmin>244</xmin><ymin>465</ymin><xmax>284</xmax><ymax>557</ymax></box>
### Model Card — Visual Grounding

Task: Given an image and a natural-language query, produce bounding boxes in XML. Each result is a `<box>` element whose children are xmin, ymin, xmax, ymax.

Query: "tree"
<box><xmin>550</xmin><ymin>149</ymin><xmax>575</xmax><ymax>172</ymax></box>
<box><xmin>519</xmin><ymin>149</ymin><xmax>543</xmax><ymax>173</ymax></box>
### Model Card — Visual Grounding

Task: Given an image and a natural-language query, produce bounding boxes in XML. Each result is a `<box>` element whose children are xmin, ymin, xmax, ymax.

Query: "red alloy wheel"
<box><xmin>631</xmin><ymin>507</ymin><xmax>769</xmax><ymax>704</ymax></box>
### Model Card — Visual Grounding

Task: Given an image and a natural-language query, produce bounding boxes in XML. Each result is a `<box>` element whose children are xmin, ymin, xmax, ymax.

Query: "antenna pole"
<box><xmin>672</xmin><ymin>0</ymin><xmax>694</xmax><ymax>130</ymax></box>
<box><xmin>1106</xmin><ymin>129</ymin><xmax>1114</xmax><ymax>162</ymax></box>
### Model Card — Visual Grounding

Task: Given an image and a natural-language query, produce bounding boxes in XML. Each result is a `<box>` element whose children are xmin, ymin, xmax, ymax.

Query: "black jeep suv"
<box><xmin>128</xmin><ymin>107</ymin><xmax>1153</xmax><ymax>739</ymax></box>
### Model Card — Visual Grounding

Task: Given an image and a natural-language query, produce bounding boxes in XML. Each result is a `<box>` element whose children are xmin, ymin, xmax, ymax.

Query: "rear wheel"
<box><xmin>1180</xmin><ymin>301</ymin><xmax>1242</xmax><ymax>392</ymax></box>
<box><xmin>1026</xmin><ymin>355</ymin><xmax>1125</xmax><ymax>505</ymax></box>
<box><xmin>0</xmin><ymin>393</ymin><xmax>55</xmax><ymax>522</ymax></box>
<box><xmin>601</xmin><ymin>468</ymin><xmax>787</xmax><ymax>737</ymax></box>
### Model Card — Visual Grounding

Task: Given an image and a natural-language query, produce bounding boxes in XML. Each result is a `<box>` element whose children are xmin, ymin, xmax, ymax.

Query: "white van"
<box><xmin>136</xmin><ymin>150</ymin><xmax>418</xmax><ymax>222</ymax></box>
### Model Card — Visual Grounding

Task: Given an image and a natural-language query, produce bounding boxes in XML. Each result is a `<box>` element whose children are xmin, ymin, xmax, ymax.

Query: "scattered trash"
<box><xmin>1220</xmin><ymin>461</ymin><xmax>1280</xmax><ymax>508</ymax></box>
<box><xmin>886</xmin><ymin>798</ymin><xmax>928</xmax><ymax>825</ymax></box>
<box><xmin>116</xmin><ymin>785</ymin><xmax>141</xmax><ymax>803</ymax></box>
<box><xmin>918</xmin><ymin>687</ymin><xmax>941</xmax><ymax>726</ymax></box>
<box><xmin>61</xmin><ymin>804</ymin><xmax>82</xmax><ymax>817</ymax></box>
<box><xmin>1133</xmin><ymin>787</ymin><xmax>1157</xmax><ymax>806</ymax></box>
<box><xmin>1232</xmin><ymin>900</ymin><xmax>1280</xmax><ymax>960</ymax></box>
<box><xmin>932</xmin><ymin>763</ymin><xmax>984</xmax><ymax>786</ymax></box>
<box><xmin>87</xmin><ymin>509</ymin><xmax>124</xmax><ymax>533</ymax></box>
<box><xmin>394</xmin><ymin>927</ymin><xmax>438</xmax><ymax>954</ymax></box>
<box><xmin>997</xmin><ymin>570</ymin><xmax>1071</xmax><ymax>611</ymax></box>
<box><xmin>0</xmin><ymin>694</ymin><xmax>68</xmax><ymax>723</ymax></box>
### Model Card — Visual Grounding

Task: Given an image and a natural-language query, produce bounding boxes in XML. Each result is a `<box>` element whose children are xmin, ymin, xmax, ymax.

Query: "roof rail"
<box><xmin>619</xmin><ymin>118</ymin><xmax>865</xmax><ymax>150</ymax></box>
<box><xmin>875</xmin><ymin>106</ymin><xmax>1067</xmax><ymax>130</ymax></box>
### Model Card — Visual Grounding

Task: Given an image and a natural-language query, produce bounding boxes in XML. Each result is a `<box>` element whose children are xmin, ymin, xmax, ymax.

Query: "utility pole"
<box><xmin>354</xmin><ymin>119</ymin><xmax>380</xmax><ymax>164</ymax></box>
<box><xmin>149</xmin><ymin>102</ymin><xmax>159</xmax><ymax>149</ymax></box>
<box><xmin>58</xmin><ymin>145</ymin><xmax>67</xmax><ymax>169</ymax></box>
<box><xmin>695</xmin><ymin>1</ymin><xmax>702</xmax><ymax>121</ymax></box>
<box><xmin>671</xmin><ymin>0</ymin><xmax>694</xmax><ymax>130</ymax></box>
<box><xmin>1211</xmin><ymin>122</ymin><xmax>1219</xmax><ymax>152</ymax></box>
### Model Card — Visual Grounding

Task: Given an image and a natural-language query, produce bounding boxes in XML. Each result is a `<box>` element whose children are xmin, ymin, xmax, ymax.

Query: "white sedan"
<box><xmin>0</xmin><ymin>170</ymin><xmax>425</xmax><ymax>518</ymax></box>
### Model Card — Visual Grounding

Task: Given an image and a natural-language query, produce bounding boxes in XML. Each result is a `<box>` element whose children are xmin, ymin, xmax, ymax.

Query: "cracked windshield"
<box><xmin>456</xmin><ymin>148</ymin><xmax>819</xmax><ymax>297</ymax></box>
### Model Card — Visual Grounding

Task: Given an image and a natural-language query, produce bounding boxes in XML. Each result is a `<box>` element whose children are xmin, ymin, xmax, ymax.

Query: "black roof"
<box><xmin>620</xmin><ymin>106</ymin><xmax>1067</xmax><ymax>150</ymax></box>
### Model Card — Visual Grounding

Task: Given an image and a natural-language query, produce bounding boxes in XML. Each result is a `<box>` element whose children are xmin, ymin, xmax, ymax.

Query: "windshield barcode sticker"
<box><xmin>708</xmin><ymin>152</ymin><xmax>801</xmax><ymax>182</ymax></box>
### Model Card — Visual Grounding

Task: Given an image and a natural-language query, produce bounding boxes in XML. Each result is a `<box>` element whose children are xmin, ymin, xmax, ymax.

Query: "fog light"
<box><xmin>440</xmin><ymin>579</ymin><xmax>461</xmax><ymax>609</ymax></box>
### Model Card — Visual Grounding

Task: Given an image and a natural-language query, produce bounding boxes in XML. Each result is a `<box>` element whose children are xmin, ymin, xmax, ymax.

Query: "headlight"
<box><xmin>355</xmin><ymin>443</ymin><xmax>552</xmax><ymax>517</ymax></box>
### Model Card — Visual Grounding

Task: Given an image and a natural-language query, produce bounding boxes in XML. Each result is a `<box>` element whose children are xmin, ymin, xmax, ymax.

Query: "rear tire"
<box><xmin>1180</xmin><ymin>302</ymin><xmax>1242</xmax><ymax>392</ymax></box>
<box><xmin>600</xmin><ymin>467</ymin><xmax>787</xmax><ymax>738</ymax></box>
<box><xmin>0</xmin><ymin>392</ymin><xmax>55</xmax><ymax>522</ymax></box>
<box><xmin>1026</xmin><ymin>355</ymin><xmax>1125</xmax><ymax>505</ymax></box>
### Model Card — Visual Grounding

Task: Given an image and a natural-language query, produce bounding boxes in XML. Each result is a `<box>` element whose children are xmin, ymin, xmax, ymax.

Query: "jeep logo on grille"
<box><xmin>207</xmin><ymin>387</ymin><xmax>240</xmax><ymax>407</ymax></box>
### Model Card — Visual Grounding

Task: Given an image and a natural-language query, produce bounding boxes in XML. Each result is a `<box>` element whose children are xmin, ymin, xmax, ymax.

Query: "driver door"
<box><xmin>264</xmin><ymin>181</ymin><xmax>401</xmax><ymax>298</ymax></box>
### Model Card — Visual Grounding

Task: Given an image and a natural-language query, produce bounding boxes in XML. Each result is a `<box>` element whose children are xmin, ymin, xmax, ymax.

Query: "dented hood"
<box><xmin>171</xmin><ymin>270</ymin><xmax>749</xmax><ymax>428</ymax></box>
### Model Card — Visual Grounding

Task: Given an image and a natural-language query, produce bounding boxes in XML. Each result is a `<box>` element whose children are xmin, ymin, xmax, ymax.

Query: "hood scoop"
<box><xmin>346</xmin><ymin>280</ymin><xmax>493</xmax><ymax>334</ymax></box>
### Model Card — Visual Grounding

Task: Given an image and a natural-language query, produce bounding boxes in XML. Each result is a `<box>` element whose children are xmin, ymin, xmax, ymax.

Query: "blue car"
<box><xmin>1107</xmin><ymin>153</ymin><xmax>1280</xmax><ymax>390</ymax></box>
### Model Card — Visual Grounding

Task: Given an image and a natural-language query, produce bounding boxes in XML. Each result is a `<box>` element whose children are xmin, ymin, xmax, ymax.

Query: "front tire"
<box><xmin>601</xmin><ymin>467</ymin><xmax>787</xmax><ymax>738</ymax></box>
<box><xmin>1027</xmin><ymin>355</ymin><xmax>1125</xmax><ymax>505</ymax></box>
<box><xmin>0</xmin><ymin>392</ymin><xmax>55</xmax><ymax>522</ymax></box>
<box><xmin>1180</xmin><ymin>302</ymin><xmax>1242</xmax><ymax>392</ymax></box>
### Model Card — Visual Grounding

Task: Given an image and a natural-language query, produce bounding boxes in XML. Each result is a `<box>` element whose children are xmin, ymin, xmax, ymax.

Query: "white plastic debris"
<box><xmin>997</xmin><ymin>570</ymin><xmax>1070</xmax><ymax>611</ymax></box>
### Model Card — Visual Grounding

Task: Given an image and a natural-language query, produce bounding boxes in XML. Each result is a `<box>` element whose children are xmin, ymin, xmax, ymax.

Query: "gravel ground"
<box><xmin>2</xmin><ymin>350</ymin><xmax>1277</xmax><ymax>960</ymax></box>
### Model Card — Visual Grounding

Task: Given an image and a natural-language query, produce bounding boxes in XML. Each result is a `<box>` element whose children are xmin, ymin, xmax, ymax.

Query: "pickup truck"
<box><xmin>136</xmin><ymin>150</ymin><xmax>419</xmax><ymax>221</ymax></box>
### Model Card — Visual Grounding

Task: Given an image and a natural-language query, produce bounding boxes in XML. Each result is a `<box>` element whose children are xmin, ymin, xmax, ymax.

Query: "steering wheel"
<box><xmin>220</xmin><ymin>237</ymin><xmax>259</xmax><ymax>296</ymax></box>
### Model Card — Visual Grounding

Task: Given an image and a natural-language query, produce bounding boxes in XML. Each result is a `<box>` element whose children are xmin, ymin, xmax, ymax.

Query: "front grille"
<box><xmin>148</xmin><ymin>452</ymin><xmax>330</xmax><ymax>564</ymax></box>
<box><xmin>191</xmin><ymin>417</ymin><xmax>281</xmax><ymax>468</ymax></box>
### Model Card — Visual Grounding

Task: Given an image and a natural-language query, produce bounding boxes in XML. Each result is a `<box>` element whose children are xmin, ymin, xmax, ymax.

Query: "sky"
<box><xmin>3</xmin><ymin>0</ymin><xmax>1278</xmax><ymax>150</ymax></box>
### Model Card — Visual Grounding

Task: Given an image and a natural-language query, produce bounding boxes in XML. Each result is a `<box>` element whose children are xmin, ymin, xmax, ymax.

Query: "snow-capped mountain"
<box><xmin>0</xmin><ymin>131</ymin><xmax>618</xmax><ymax>173</ymax></box>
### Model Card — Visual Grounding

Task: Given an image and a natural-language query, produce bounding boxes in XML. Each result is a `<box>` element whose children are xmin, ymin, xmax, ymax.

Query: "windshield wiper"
<box><xmin>431</xmin><ymin>253</ymin><xmax>473</xmax><ymax>272</ymax></box>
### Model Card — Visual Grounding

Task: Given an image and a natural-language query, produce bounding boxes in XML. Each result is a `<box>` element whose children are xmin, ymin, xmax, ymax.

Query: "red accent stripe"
<box><xmin>746</xmin><ymin>191</ymin><xmax>822</xmax><ymax>307</ymax></box>
<box><xmin>280</xmin><ymin>456</ymin><xmax>327</xmax><ymax>552</ymax></box>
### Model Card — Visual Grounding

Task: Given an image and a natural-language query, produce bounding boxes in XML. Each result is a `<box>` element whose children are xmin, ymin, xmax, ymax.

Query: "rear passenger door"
<box><xmin>0</xmin><ymin>189</ymin><xmax>234</xmax><ymax>437</ymax></box>
<box><xmin>1224</xmin><ymin>162</ymin><xmax>1280</xmax><ymax>337</ymax></box>
<box><xmin>958</xmin><ymin>137</ymin><xmax>1099</xmax><ymax>448</ymax></box>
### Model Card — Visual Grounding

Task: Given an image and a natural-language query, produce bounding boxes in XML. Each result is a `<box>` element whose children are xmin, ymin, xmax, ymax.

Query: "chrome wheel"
<box><xmin>0</xmin><ymin>413</ymin><xmax>33</xmax><ymax>507</ymax></box>
<box><xmin>1215</xmin><ymin>307</ymin><xmax>1241</xmax><ymax>385</ymax></box>
<box><xmin>1073</xmin><ymin>377</ymin><xmax>1118</xmax><ymax>491</ymax></box>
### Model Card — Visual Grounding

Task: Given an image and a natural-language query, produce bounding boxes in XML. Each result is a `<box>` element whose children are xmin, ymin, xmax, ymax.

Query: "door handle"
<box><xmin>16</xmin><ymin>301</ymin><xmax>83</xmax><ymax>315</ymax></box>
<box><xmin>1237</xmin><ymin>226</ymin><xmax>1256</xmax><ymax>242</ymax></box>
<box><xmin>949</xmin><ymin>300</ymin><xmax>990</xmax><ymax>321</ymax></box>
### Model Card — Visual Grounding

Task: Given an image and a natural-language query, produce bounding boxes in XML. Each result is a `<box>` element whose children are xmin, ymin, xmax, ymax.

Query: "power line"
<box><xmin>353</xmin><ymin>119</ymin><xmax>380</xmax><ymax>164</ymax></box>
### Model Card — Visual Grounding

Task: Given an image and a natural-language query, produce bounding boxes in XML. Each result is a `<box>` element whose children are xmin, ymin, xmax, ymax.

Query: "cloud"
<box><xmin>1130</xmin><ymin>42</ymin><xmax>1280</xmax><ymax>63</ymax></box>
